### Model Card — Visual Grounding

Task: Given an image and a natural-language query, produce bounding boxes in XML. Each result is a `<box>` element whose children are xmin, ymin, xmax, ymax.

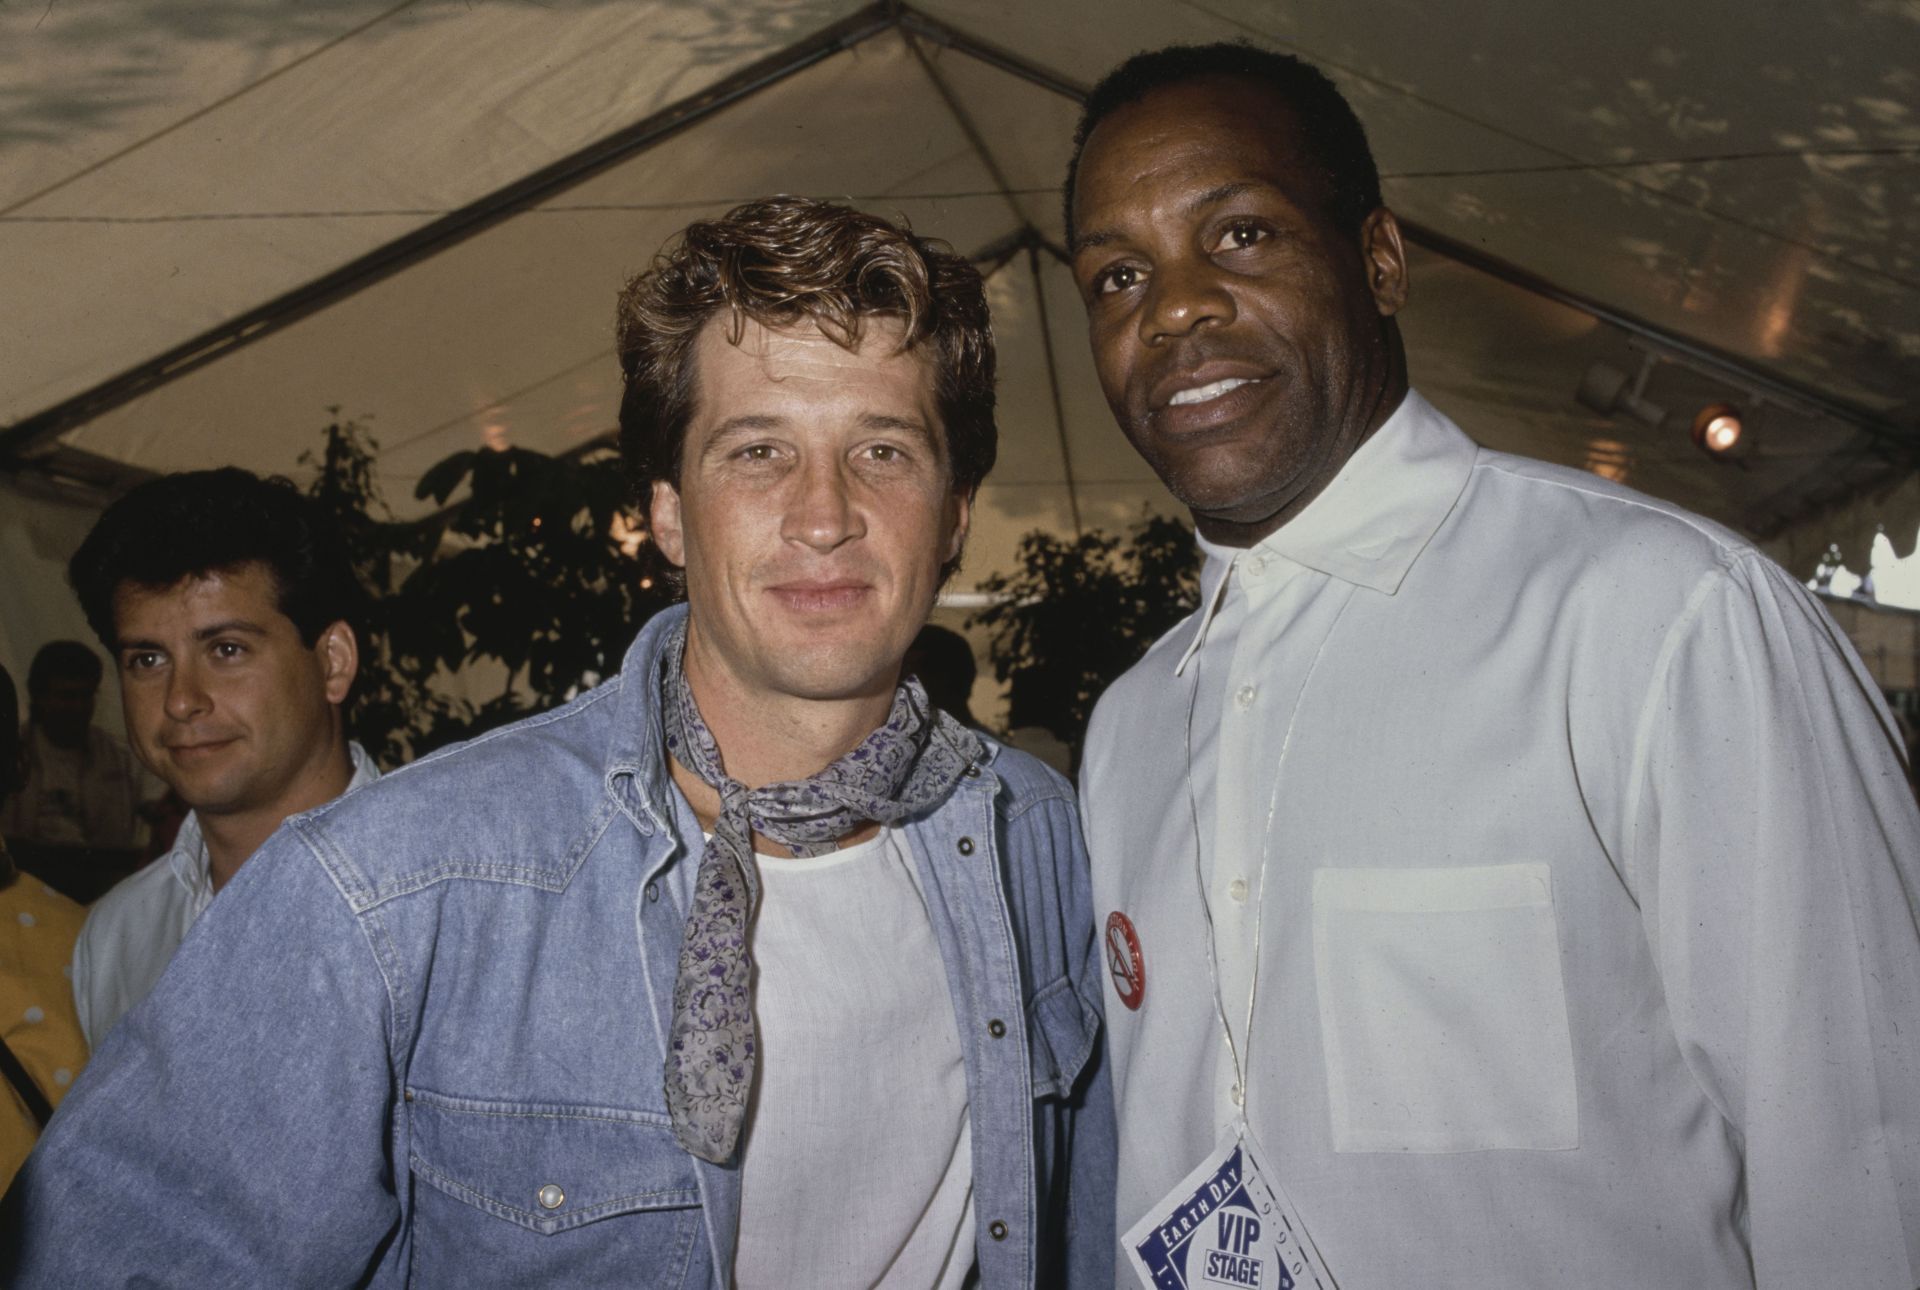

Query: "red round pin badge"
<box><xmin>1105</xmin><ymin>911</ymin><xmax>1145</xmax><ymax>1011</ymax></box>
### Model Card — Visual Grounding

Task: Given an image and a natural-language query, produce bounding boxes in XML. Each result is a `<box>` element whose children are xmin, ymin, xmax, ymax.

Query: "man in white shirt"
<box><xmin>64</xmin><ymin>469</ymin><xmax>375</xmax><ymax>1049</ymax></box>
<box><xmin>1065</xmin><ymin>42</ymin><xmax>1920</xmax><ymax>1288</ymax></box>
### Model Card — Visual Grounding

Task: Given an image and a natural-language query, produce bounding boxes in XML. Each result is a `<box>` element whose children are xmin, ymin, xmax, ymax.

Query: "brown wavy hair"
<box><xmin>615</xmin><ymin>196</ymin><xmax>997</xmax><ymax>546</ymax></box>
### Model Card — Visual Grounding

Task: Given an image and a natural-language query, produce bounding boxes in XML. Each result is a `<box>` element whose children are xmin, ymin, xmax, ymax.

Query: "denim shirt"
<box><xmin>2</xmin><ymin>607</ymin><xmax>1116</xmax><ymax>1287</ymax></box>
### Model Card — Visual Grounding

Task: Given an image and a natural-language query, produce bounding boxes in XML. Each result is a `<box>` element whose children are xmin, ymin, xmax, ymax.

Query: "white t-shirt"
<box><xmin>732</xmin><ymin>829</ymin><xmax>974</xmax><ymax>1289</ymax></box>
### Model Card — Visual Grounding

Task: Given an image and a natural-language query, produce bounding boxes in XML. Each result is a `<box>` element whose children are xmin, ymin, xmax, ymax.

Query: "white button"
<box><xmin>1230</xmin><ymin>1082</ymin><xmax>1245</xmax><ymax>1107</ymax></box>
<box><xmin>1234</xmin><ymin>684</ymin><xmax>1256</xmax><ymax>710</ymax></box>
<box><xmin>1246</xmin><ymin>555</ymin><xmax>1268</xmax><ymax>577</ymax></box>
<box><xmin>537</xmin><ymin>1183</ymin><xmax>565</xmax><ymax>1210</ymax></box>
<box><xmin>23</xmin><ymin>1006</ymin><xmax>43</xmax><ymax>1024</ymax></box>
<box><xmin>1228</xmin><ymin>877</ymin><xmax>1249</xmax><ymax>904</ymax></box>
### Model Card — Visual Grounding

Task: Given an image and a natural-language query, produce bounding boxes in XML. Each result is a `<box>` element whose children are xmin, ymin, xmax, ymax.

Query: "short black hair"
<box><xmin>68</xmin><ymin>468</ymin><xmax>362</xmax><ymax>650</ymax></box>
<box><xmin>1064</xmin><ymin>42</ymin><xmax>1383</xmax><ymax>247</ymax></box>
<box><xmin>26</xmin><ymin>639</ymin><xmax>102</xmax><ymax>697</ymax></box>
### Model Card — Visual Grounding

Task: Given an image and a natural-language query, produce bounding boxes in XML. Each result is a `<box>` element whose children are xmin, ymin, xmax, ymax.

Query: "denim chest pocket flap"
<box><xmin>1026</xmin><ymin>975</ymin><xmax>1100</xmax><ymax>1101</ymax></box>
<box><xmin>407</xmin><ymin>1089</ymin><xmax>701</xmax><ymax>1235</ymax></box>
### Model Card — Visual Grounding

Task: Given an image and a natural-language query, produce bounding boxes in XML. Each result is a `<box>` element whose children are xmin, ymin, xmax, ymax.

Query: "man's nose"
<box><xmin>163</xmin><ymin>665</ymin><xmax>211</xmax><ymax>721</ymax></box>
<box><xmin>1140</xmin><ymin>258</ymin><xmax>1235</xmax><ymax>346</ymax></box>
<box><xmin>780</xmin><ymin>453</ymin><xmax>865</xmax><ymax>552</ymax></box>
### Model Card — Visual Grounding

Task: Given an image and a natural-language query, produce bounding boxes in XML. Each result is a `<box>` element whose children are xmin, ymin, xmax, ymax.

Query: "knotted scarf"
<box><xmin>658</xmin><ymin>618</ymin><xmax>983</xmax><ymax>1163</ymax></box>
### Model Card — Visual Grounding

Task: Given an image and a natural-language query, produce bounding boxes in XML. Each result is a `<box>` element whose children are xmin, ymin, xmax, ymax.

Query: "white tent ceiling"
<box><xmin>3</xmin><ymin>0</ymin><xmax>1918</xmax><ymax>588</ymax></box>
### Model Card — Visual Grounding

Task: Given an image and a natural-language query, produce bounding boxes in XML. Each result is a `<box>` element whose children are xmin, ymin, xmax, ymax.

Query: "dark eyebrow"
<box><xmin>860</xmin><ymin>413</ymin><xmax>939</xmax><ymax>444</ymax></box>
<box><xmin>193</xmin><ymin>620</ymin><xmax>269</xmax><ymax>641</ymax></box>
<box><xmin>1073</xmin><ymin>180</ymin><xmax>1269</xmax><ymax>258</ymax></box>
<box><xmin>1185</xmin><ymin>180</ymin><xmax>1262</xmax><ymax>215</ymax></box>
<box><xmin>117</xmin><ymin>621</ymin><xmax>265</xmax><ymax>651</ymax></box>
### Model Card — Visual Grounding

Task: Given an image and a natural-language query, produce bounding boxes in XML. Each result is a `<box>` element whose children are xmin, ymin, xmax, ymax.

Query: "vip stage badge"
<box><xmin>1123</xmin><ymin>1127</ymin><xmax>1337</xmax><ymax>1290</ymax></box>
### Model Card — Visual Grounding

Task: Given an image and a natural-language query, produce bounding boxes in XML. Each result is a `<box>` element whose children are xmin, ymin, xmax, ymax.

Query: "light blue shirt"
<box><xmin>5</xmin><ymin>606</ymin><xmax>1115</xmax><ymax>1286</ymax></box>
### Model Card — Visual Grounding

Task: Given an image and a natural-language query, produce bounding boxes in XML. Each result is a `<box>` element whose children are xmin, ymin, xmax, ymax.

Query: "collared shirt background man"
<box><xmin>61</xmin><ymin>469</ymin><xmax>372</xmax><ymax>1049</ymax></box>
<box><xmin>1066</xmin><ymin>43</ymin><xmax>1920</xmax><ymax>1289</ymax></box>
<box><xmin>2</xmin><ymin>197</ymin><xmax>1113</xmax><ymax>1288</ymax></box>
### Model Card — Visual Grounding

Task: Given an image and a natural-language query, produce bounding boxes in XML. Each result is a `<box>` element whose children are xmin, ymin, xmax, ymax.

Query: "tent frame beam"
<box><xmin>5</xmin><ymin>0</ymin><xmax>1912</xmax><ymax>516</ymax></box>
<box><xmin>0</xmin><ymin>0</ymin><xmax>904</xmax><ymax>463</ymax></box>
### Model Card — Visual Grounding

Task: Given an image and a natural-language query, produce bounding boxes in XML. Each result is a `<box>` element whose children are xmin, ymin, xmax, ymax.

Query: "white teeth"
<box><xmin>1169</xmin><ymin>377</ymin><xmax>1256</xmax><ymax>406</ymax></box>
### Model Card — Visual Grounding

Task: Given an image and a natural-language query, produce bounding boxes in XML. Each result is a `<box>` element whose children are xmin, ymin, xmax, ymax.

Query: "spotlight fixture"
<box><xmin>1576</xmin><ymin>353</ymin><xmax>1667</xmax><ymax>428</ymax></box>
<box><xmin>1691</xmin><ymin>403</ymin><xmax>1743</xmax><ymax>457</ymax></box>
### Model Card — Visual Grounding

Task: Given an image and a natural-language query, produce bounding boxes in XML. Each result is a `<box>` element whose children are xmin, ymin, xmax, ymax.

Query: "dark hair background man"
<box><xmin>1067</xmin><ymin>43</ymin><xmax>1920</xmax><ymax>1289</ymax></box>
<box><xmin>3</xmin><ymin>197</ymin><xmax>1114</xmax><ymax>1288</ymax></box>
<box><xmin>0</xmin><ymin>639</ymin><xmax>153</xmax><ymax>901</ymax></box>
<box><xmin>63</xmin><ymin>468</ymin><xmax>376</xmax><ymax>1050</ymax></box>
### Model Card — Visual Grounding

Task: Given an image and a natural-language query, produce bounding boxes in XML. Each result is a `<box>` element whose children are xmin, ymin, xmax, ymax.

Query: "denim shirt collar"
<box><xmin>601</xmin><ymin>603</ymin><xmax>690</xmax><ymax>839</ymax></box>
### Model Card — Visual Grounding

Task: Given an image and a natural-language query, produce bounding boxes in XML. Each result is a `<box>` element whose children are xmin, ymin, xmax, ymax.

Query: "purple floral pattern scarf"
<box><xmin>658</xmin><ymin>618</ymin><xmax>983</xmax><ymax>1163</ymax></box>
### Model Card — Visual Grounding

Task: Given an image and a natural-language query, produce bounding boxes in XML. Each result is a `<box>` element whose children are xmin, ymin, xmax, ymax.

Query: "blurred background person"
<box><xmin>0</xmin><ymin>641</ymin><xmax>154</xmax><ymax>903</ymax></box>
<box><xmin>0</xmin><ymin>662</ymin><xmax>89</xmax><ymax>1190</ymax></box>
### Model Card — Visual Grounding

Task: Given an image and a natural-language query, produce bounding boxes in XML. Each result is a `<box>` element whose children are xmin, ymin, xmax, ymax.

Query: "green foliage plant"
<box><xmin>302</xmin><ymin>412</ymin><xmax>676</xmax><ymax>766</ymax></box>
<box><xmin>967</xmin><ymin>512</ymin><xmax>1201</xmax><ymax>764</ymax></box>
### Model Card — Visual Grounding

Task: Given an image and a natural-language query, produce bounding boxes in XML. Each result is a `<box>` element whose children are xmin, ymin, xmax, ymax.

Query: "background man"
<box><xmin>4</xmin><ymin>196</ymin><xmax>1113</xmax><ymax>1287</ymax></box>
<box><xmin>0</xmin><ymin>640</ymin><xmax>151</xmax><ymax>901</ymax></box>
<box><xmin>64</xmin><ymin>469</ymin><xmax>376</xmax><ymax>1049</ymax></box>
<box><xmin>1068</xmin><ymin>43</ymin><xmax>1920</xmax><ymax>1288</ymax></box>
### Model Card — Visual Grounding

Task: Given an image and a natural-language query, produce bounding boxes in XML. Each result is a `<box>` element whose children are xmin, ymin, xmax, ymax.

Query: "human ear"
<box><xmin>318</xmin><ymin>621</ymin><xmax>359</xmax><ymax>705</ymax></box>
<box><xmin>944</xmin><ymin>488</ymin><xmax>973</xmax><ymax>565</ymax></box>
<box><xmin>1362</xmin><ymin>208</ymin><xmax>1409</xmax><ymax>317</ymax></box>
<box><xmin>650</xmin><ymin>480</ymin><xmax>688</xmax><ymax>568</ymax></box>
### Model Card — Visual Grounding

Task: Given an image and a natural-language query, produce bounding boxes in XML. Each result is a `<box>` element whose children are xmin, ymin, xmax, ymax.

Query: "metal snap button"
<box><xmin>645</xmin><ymin>881</ymin><xmax>660</xmax><ymax>903</ymax></box>
<box><xmin>988</xmin><ymin>1219</ymin><xmax>1008</xmax><ymax>1241</ymax></box>
<box><xmin>987</xmin><ymin>1018</ymin><xmax>1006</xmax><ymax>1038</ymax></box>
<box><xmin>537</xmin><ymin>1183</ymin><xmax>565</xmax><ymax>1210</ymax></box>
<box><xmin>963</xmin><ymin>764</ymin><xmax>981</xmax><ymax>778</ymax></box>
<box><xmin>957</xmin><ymin>837</ymin><xmax>974</xmax><ymax>856</ymax></box>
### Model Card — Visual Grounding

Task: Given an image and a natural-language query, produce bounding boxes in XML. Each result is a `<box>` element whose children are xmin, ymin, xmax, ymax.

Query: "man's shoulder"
<box><xmin>290</xmin><ymin>678</ymin><xmax>632</xmax><ymax>890</ymax></box>
<box><xmin>978</xmin><ymin>735</ymin><xmax>1074</xmax><ymax>812</ymax></box>
<box><xmin>1083</xmin><ymin>614</ymin><xmax>1195</xmax><ymax>756</ymax></box>
<box><xmin>1466</xmin><ymin>447</ymin><xmax>1754</xmax><ymax>573</ymax></box>
<box><xmin>79</xmin><ymin>853</ymin><xmax>185</xmax><ymax>941</ymax></box>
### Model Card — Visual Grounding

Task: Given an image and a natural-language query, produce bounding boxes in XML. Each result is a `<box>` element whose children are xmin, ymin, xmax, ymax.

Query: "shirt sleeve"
<box><xmin>1631</xmin><ymin>552</ymin><xmax>1920</xmax><ymax>1287</ymax></box>
<box><xmin>1</xmin><ymin>825</ymin><xmax>401</xmax><ymax>1285</ymax></box>
<box><xmin>67</xmin><ymin>913</ymin><xmax>98</xmax><ymax>1054</ymax></box>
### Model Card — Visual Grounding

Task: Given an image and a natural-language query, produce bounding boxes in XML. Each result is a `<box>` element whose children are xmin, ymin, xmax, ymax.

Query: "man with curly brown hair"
<box><xmin>3</xmin><ymin>197</ymin><xmax>1114</xmax><ymax>1289</ymax></box>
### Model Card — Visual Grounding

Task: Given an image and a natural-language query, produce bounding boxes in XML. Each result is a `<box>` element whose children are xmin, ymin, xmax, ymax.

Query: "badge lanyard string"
<box><xmin>1182</xmin><ymin>557</ymin><xmax>1353</xmax><ymax>1134</ymax></box>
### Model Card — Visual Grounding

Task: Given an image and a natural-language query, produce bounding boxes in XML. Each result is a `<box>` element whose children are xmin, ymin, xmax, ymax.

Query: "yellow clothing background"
<box><xmin>1</xmin><ymin>853</ymin><xmax>89</xmax><ymax>1189</ymax></box>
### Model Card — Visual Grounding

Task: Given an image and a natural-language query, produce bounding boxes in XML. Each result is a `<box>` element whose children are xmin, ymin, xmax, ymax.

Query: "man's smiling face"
<box><xmin>650</xmin><ymin>315</ymin><xmax>969</xmax><ymax>712</ymax></box>
<box><xmin>1070</xmin><ymin>73</ymin><xmax>1407</xmax><ymax>543</ymax></box>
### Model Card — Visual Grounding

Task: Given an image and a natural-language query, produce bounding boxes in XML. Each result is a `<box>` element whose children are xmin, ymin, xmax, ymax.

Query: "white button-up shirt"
<box><xmin>1082</xmin><ymin>391</ymin><xmax>1920</xmax><ymax>1288</ymax></box>
<box><xmin>71</xmin><ymin>743</ymin><xmax>379</xmax><ymax>1049</ymax></box>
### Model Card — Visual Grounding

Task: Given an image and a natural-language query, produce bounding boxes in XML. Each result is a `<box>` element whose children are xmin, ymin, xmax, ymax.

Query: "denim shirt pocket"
<box><xmin>405</xmin><ymin>1088</ymin><xmax>705</xmax><ymax>1286</ymax></box>
<box><xmin>1026</xmin><ymin>974</ymin><xmax>1100</xmax><ymax>1101</ymax></box>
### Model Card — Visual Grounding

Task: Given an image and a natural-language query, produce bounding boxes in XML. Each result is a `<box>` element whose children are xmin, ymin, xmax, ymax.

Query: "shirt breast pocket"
<box><xmin>405</xmin><ymin>1088</ymin><xmax>705</xmax><ymax>1287</ymax></box>
<box><xmin>1026</xmin><ymin>974</ymin><xmax>1099</xmax><ymax>1100</ymax></box>
<box><xmin>1310</xmin><ymin>863</ymin><xmax>1578</xmax><ymax>1154</ymax></box>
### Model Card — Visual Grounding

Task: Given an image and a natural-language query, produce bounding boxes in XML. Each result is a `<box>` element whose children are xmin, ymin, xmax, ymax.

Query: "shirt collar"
<box><xmin>166</xmin><ymin>740</ymin><xmax>381</xmax><ymax>905</ymax></box>
<box><xmin>605</xmin><ymin>604</ymin><xmax>690</xmax><ymax>835</ymax></box>
<box><xmin>1172</xmin><ymin>389</ymin><xmax>1476</xmax><ymax>674</ymax></box>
